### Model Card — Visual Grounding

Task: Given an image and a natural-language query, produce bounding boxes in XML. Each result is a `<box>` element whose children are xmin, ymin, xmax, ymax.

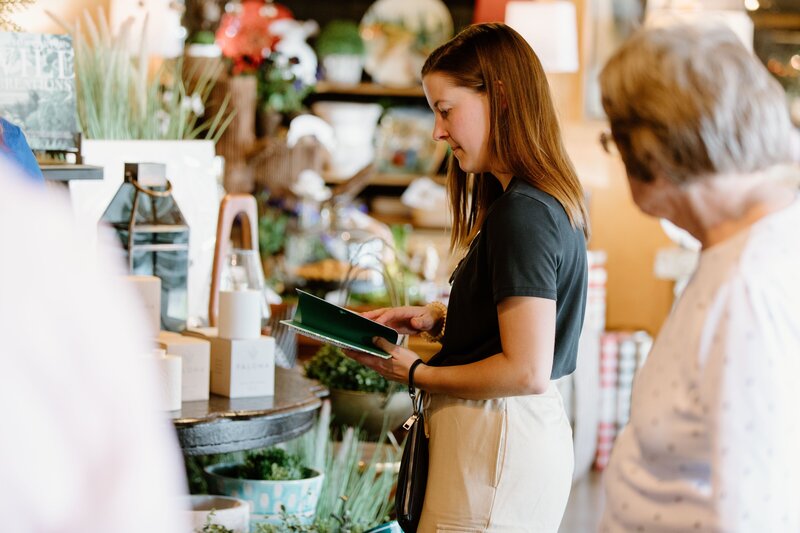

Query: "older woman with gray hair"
<box><xmin>599</xmin><ymin>24</ymin><xmax>800</xmax><ymax>532</ymax></box>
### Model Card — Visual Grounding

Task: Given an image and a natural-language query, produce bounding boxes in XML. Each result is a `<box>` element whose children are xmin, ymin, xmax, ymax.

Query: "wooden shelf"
<box><xmin>324</xmin><ymin>172</ymin><xmax>445</xmax><ymax>187</ymax></box>
<box><xmin>315</xmin><ymin>81</ymin><xmax>425</xmax><ymax>98</ymax></box>
<box><xmin>41</xmin><ymin>163</ymin><xmax>104</xmax><ymax>182</ymax></box>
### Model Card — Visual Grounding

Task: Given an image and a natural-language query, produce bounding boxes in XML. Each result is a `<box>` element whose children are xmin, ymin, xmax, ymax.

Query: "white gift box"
<box><xmin>157</xmin><ymin>331</ymin><xmax>211</xmax><ymax>402</ymax></box>
<box><xmin>209</xmin><ymin>336</ymin><xmax>275</xmax><ymax>398</ymax></box>
<box><xmin>184</xmin><ymin>329</ymin><xmax>275</xmax><ymax>398</ymax></box>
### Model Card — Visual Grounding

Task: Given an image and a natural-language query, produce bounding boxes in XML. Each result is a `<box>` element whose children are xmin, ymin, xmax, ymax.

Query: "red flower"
<box><xmin>215</xmin><ymin>0</ymin><xmax>293</xmax><ymax>74</ymax></box>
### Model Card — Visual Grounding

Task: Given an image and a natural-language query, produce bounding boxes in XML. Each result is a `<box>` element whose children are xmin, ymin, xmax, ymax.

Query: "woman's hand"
<box><xmin>362</xmin><ymin>305</ymin><xmax>441</xmax><ymax>336</ymax></box>
<box><xmin>345</xmin><ymin>337</ymin><xmax>422</xmax><ymax>385</ymax></box>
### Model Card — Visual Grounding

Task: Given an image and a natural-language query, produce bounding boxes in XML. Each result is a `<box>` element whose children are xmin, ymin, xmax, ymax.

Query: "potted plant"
<box><xmin>315</xmin><ymin>20</ymin><xmax>366</xmax><ymax>85</ymax></box>
<box><xmin>188</xmin><ymin>496</ymin><xmax>250</xmax><ymax>533</ymax></box>
<box><xmin>205</xmin><ymin>447</ymin><xmax>324</xmax><ymax>527</ymax></box>
<box><xmin>256</xmin><ymin>422</ymin><xmax>401</xmax><ymax>532</ymax></box>
<box><xmin>305</xmin><ymin>344</ymin><xmax>412</xmax><ymax>439</ymax></box>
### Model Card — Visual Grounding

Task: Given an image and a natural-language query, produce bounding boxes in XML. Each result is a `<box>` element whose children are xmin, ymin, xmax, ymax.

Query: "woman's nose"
<box><xmin>432</xmin><ymin>119</ymin><xmax>448</xmax><ymax>141</ymax></box>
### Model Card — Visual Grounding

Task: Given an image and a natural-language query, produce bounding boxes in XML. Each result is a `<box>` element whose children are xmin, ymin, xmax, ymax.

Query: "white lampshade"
<box><xmin>505</xmin><ymin>1</ymin><xmax>579</xmax><ymax>73</ymax></box>
<box><xmin>645</xmin><ymin>9</ymin><xmax>754</xmax><ymax>51</ymax></box>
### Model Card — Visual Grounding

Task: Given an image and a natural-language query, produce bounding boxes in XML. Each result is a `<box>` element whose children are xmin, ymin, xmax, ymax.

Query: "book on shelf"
<box><xmin>281</xmin><ymin>289</ymin><xmax>398</xmax><ymax>359</ymax></box>
<box><xmin>0</xmin><ymin>32</ymin><xmax>79</xmax><ymax>153</ymax></box>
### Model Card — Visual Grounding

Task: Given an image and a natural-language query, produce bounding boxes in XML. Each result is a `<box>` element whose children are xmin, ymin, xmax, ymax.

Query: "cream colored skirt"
<box><xmin>417</xmin><ymin>384</ymin><xmax>574</xmax><ymax>533</ymax></box>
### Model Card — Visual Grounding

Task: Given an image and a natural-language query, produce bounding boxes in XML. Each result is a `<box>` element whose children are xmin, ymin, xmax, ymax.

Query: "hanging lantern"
<box><xmin>101</xmin><ymin>162</ymin><xmax>190</xmax><ymax>332</ymax></box>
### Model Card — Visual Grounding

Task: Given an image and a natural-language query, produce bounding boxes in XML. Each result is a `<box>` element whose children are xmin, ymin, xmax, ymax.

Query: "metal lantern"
<box><xmin>101</xmin><ymin>162</ymin><xmax>189</xmax><ymax>331</ymax></box>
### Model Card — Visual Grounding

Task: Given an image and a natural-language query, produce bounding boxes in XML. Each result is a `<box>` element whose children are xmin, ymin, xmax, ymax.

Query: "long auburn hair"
<box><xmin>422</xmin><ymin>23</ymin><xmax>589</xmax><ymax>251</ymax></box>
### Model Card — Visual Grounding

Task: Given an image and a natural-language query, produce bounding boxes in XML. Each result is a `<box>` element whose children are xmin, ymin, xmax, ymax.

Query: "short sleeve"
<box><xmin>699</xmin><ymin>276</ymin><xmax>800</xmax><ymax>532</ymax></box>
<box><xmin>484</xmin><ymin>193</ymin><xmax>560</xmax><ymax>304</ymax></box>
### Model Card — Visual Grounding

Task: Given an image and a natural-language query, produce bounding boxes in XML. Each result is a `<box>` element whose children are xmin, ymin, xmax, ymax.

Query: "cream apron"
<box><xmin>417</xmin><ymin>383</ymin><xmax>574</xmax><ymax>533</ymax></box>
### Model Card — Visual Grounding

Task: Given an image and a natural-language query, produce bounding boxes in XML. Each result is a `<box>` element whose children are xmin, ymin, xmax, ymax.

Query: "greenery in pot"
<box><xmin>257</xmin><ymin>422</ymin><xmax>399</xmax><ymax>533</ymax></box>
<box><xmin>236</xmin><ymin>447</ymin><xmax>312</xmax><ymax>481</ymax></box>
<box><xmin>305</xmin><ymin>344</ymin><xmax>394</xmax><ymax>394</ymax></box>
<box><xmin>315</xmin><ymin>20</ymin><xmax>365</xmax><ymax>59</ymax></box>
<box><xmin>50</xmin><ymin>8</ymin><xmax>233</xmax><ymax>142</ymax></box>
<box><xmin>188</xmin><ymin>403</ymin><xmax>399</xmax><ymax>532</ymax></box>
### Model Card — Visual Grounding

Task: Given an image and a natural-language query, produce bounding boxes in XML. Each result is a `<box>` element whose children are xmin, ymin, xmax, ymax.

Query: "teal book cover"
<box><xmin>281</xmin><ymin>290</ymin><xmax>398</xmax><ymax>359</ymax></box>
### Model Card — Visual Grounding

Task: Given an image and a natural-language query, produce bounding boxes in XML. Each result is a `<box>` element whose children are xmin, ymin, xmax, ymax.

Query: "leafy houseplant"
<box><xmin>305</xmin><ymin>344</ymin><xmax>392</xmax><ymax>394</ymax></box>
<box><xmin>316</xmin><ymin>20</ymin><xmax>365</xmax><ymax>58</ymax></box>
<box><xmin>256</xmin><ymin>424</ymin><xmax>400</xmax><ymax>533</ymax></box>
<box><xmin>257</xmin><ymin>51</ymin><xmax>315</xmax><ymax>118</ymax></box>
<box><xmin>315</xmin><ymin>20</ymin><xmax>365</xmax><ymax>85</ymax></box>
<box><xmin>238</xmin><ymin>448</ymin><xmax>309</xmax><ymax>481</ymax></box>
<box><xmin>205</xmin><ymin>446</ymin><xmax>324</xmax><ymax>527</ymax></box>
<box><xmin>193</xmin><ymin>404</ymin><xmax>400</xmax><ymax>532</ymax></box>
<box><xmin>305</xmin><ymin>345</ymin><xmax>411</xmax><ymax>439</ymax></box>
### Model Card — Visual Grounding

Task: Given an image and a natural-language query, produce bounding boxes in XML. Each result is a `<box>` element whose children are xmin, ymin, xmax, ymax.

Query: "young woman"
<box><xmin>348</xmin><ymin>23</ymin><xmax>589</xmax><ymax>531</ymax></box>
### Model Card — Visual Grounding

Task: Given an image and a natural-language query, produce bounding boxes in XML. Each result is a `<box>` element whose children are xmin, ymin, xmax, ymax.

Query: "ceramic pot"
<box><xmin>205</xmin><ymin>463</ymin><xmax>324</xmax><ymax>526</ymax></box>
<box><xmin>329</xmin><ymin>388</ymin><xmax>412</xmax><ymax>439</ymax></box>
<box><xmin>185</xmin><ymin>494</ymin><xmax>250</xmax><ymax>533</ymax></box>
<box><xmin>322</xmin><ymin>54</ymin><xmax>364</xmax><ymax>85</ymax></box>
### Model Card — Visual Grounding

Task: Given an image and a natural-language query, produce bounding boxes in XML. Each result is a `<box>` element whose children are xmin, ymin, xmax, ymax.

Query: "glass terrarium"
<box><xmin>100</xmin><ymin>162</ymin><xmax>189</xmax><ymax>331</ymax></box>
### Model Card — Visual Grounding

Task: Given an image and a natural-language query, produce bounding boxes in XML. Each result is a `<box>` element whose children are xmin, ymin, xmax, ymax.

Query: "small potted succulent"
<box><xmin>315</xmin><ymin>20</ymin><xmax>366</xmax><ymax>85</ymax></box>
<box><xmin>305</xmin><ymin>344</ymin><xmax>411</xmax><ymax>439</ymax></box>
<box><xmin>205</xmin><ymin>447</ymin><xmax>324</xmax><ymax>527</ymax></box>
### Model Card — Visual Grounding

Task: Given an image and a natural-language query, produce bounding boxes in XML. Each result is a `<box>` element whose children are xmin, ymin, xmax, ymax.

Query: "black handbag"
<box><xmin>396</xmin><ymin>362</ymin><xmax>429</xmax><ymax>532</ymax></box>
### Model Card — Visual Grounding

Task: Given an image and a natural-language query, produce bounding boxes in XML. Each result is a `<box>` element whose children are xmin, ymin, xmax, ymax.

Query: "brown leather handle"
<box><xmin>209</xmin><ymin>193</ymin><xmax>260</xmax><ymax>327</ymax></box>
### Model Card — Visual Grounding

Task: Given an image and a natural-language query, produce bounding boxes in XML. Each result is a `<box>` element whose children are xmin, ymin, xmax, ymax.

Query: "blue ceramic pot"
<box><xmin>205</xmin><ymin>463</ymin><xmax>324</xmax><ymax>526</ymax></box>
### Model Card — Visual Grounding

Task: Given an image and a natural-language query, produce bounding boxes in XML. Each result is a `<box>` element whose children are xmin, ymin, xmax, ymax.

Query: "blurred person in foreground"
<box><xmin>599</xmin><ymin>24</ymin><xmax>800</xmax><ymax>532</ymax></box>
<box><xmin>0</xmin><ymin>155</ymin><xmax>189</xmax><ymax>531</ymax></box>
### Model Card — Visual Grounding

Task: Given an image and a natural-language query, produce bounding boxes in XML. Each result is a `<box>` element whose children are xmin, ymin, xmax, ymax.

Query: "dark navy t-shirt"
<box><xmin>429</xmin><ymin>177</ymin><xmax>588</xmax><ymax>379</ymax></box>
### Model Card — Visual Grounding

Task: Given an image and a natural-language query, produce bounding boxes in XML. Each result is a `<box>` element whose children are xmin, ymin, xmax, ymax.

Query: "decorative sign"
<box><xmin>0</xmin><ymin>32</ymin><xmax>78</xmax><ymax>152</ymax></box>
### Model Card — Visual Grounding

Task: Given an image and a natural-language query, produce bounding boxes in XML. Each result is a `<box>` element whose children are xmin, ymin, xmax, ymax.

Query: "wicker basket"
<box><xmin>249</xmin><ymin>136</ymin><xmax>327</xmax><ymax>198</ymax></box>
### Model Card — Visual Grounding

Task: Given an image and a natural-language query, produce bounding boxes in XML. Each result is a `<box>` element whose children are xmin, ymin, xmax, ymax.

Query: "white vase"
<box><xmin>322</xmin><ymin>54</ymin><xmax>365</xmax><ymax>85</ymax></box>
<box><xmin>311</xmin><ymin>102</ymin><xmax>383</xmax><ymax>179</ymax></box>
<box><xmin>70</xmin><ymin>140</ymin><xmax>222</xmax><ymax>327</ymax></box>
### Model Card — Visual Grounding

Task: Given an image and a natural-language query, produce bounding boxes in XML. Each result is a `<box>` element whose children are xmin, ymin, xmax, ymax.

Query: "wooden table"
<box><xmin>172</xmin><ymin>367</ymin><xmax>327</xmax><ymax>455</ymax></box>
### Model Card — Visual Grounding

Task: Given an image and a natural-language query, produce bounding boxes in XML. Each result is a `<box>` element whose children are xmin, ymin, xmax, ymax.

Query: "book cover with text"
<box><xmin>0</xmin><ymin>32</ymin><xmax>78</xmax><ymax>152</ymax></box>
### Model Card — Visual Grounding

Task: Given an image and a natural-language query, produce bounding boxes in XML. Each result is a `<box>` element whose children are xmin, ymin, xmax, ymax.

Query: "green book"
<box><xmin>281</xmin><ymin>290</ymin><xmax>398</xmax><ymax>359</ymax></box>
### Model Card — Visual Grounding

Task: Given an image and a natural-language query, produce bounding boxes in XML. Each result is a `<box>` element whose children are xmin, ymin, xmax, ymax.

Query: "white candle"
<box><xmin>151</xmin><ymin>348</ymin><xmax>182</xmax><ymax>411</ymax></box>
<box><xmin>218</xmin><ymin>289</ymin><xmax>261</xmax><ymax>340</ymax></box>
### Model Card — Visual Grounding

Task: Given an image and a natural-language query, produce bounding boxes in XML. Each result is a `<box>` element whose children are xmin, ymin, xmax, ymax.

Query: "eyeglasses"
<box><xmin>599</xmin><ymin>130</ymin><xmax>615</xmax><ymax>154</ymax></box>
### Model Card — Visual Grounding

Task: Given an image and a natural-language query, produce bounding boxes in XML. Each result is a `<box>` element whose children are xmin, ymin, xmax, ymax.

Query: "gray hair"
<box><xmin>599</xmin><ymin>24</ymin><xmax>793</xmax><ymax>184</ymax></box>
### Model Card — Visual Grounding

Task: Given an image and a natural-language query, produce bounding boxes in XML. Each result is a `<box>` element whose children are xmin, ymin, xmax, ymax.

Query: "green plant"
<box><xmin>258</xmin><ymin>51</ymin><xmax>315</xmax><ymax>115</ymax></box>
<box><xmin>49</xmin><ymin>8</ymin><xmax>234</xmax><ymax>142</ymax></box>
<box><xmin>196</xmin><ymin>511</ymin><xmax>235</xmax><ymax>533</ymax></box>
<box><xmin>259</xmin><ymin>205</ymin><xmax>290</xmax><ymax>256</ymax></box>
<box><xmin>256</xmin><ymin>423</ymin><xmax>399</xmax><ymax>533</ymax></box>
<box><xmin>238</xmin><ymin>447</ymin><xmax>311</xmax><ymax>481</ymax></box>
<box><xmin>315</xmin><ymin>20</ymin><xmax>365</xmax><ymax>58</ymax></box>
<box><xmin>305</xmin><ymin>345</ymin><xmax>394</xmax><ymax>393</ymax></box>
